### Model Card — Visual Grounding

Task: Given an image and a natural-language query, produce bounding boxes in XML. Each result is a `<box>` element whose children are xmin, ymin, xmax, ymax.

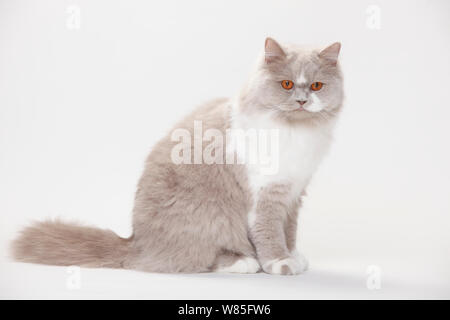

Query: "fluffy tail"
<box><xmin>11</xmin><ymin>220</ymin><xmax>132</xmax><ymax>268</ymax></box>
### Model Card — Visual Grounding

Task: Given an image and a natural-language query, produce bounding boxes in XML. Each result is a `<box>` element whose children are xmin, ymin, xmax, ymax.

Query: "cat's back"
<box><xmin>181</xmin><ymin>97</ymin><xmax>231</xmax><ymax>132</ymax></box>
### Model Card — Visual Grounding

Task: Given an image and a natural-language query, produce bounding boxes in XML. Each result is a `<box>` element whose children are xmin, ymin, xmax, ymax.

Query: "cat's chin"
<box><xmin>274</xmin><ymin>108</ymin><xmax>329</xmax><ymax>125</ymax></box>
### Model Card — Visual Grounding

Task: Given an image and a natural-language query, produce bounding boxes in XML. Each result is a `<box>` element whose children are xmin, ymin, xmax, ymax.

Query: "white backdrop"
<box><xmin>1</xmin><ymin>0</ymin><xmax>449</xmax><ymax>299</ymax></box>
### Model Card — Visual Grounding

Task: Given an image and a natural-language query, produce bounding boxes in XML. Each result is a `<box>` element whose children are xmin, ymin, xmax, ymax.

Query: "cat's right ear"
<box><xmin>265</xmin><ymin>37</ymin><xmax>286</xmax><ymax>63</ymax></box>
<box><xmin>319</xmin><ymin>42</ymin><xmax>341</xmax><ymax>66</ymax></box>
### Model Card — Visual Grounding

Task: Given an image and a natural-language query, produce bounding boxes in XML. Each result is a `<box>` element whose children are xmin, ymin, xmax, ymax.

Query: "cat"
<box><xmin>11</xmin><ymin>38</ymin><xmax>343</xmax><ymax>275</ymax></box>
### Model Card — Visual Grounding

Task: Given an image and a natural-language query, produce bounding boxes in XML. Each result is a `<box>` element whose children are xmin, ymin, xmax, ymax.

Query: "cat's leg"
<box><xmin>285</xmin><ymin>198</ymin><xmax>309</xmax><ymax>271</ymax></box>
<box><xmin>212</xmin><ymin>250</ymin><xmax>260</xmax><ymax>274</ymax></box>
<box><xmin>285</xmin><ymin>201</ymin><xmax>299</xmax><ymax>253</ymax></box>
<box><xmin>249</xmin><ymin>184</ymin><xmax>307</xmax><ymax>275</ymax></box>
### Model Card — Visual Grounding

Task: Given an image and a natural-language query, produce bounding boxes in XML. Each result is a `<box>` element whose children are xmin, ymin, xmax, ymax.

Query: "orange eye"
<box><xmin>281</xmin><ymin>80</ymin><xmax>294</xmax><ymax>90</ymax></box>
<box><xmin>311</xmin><ymin>82</ymin><xmax>323</xmax><ymax>91</ymax></box>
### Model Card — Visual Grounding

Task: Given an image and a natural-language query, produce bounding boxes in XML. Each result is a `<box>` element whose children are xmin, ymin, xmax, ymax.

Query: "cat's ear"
<box><xmin>265</xmin><ymin>37</ymin><xmax>286</xmax><ymax>63</ymax></box>
<box><xmin>319</xmin><ymin>42</ymin><xmax>341</xmax><ymax>66</ymax></box>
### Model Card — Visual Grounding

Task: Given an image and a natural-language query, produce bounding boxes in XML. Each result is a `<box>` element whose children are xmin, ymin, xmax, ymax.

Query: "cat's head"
<box><xmin>239</xmin><ymin>38</ymin><xmax>344</xmax><ymax>124</ymax></box>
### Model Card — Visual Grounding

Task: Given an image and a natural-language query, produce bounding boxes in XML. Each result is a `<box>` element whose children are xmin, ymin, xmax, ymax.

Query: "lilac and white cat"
<box><xmin>12</xmin><ymin>38</ymin><xmax>343</xmax><ymax>275</ymax></box>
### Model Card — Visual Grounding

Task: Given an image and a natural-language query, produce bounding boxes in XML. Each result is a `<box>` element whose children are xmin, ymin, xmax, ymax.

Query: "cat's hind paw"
<box><xmin>215</xmin><ymin>257</ymin><xmax>261</xmax><ymax>274</ymax></box>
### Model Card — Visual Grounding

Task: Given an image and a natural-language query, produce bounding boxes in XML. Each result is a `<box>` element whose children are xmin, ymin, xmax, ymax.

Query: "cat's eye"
<box><xmin>281</xmin><ymin>80</ymin><xmax>294</xmax><ymax>90</ymax></box>
<box><xmin>311</xmin><ymin>82</ymin><xmax>323</xmax><ymax>91</ymax></box>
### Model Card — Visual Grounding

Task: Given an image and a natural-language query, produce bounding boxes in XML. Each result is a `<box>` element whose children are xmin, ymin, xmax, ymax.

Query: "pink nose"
<box><xmin>297</xmin><ymin>100</ymin><xmax>307</xmax><ymax>106</ymax></box>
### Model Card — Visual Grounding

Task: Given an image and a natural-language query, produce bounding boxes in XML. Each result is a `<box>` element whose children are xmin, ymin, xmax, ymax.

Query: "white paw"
<box><xmin>263</xmin><ymin>256</ymin><xmax>307</xmax><ymax>275</ymax></box>
<box><xmin>216</xmin><ymin>257</ymin><xmax>261</xmax><ymax>274</ymax></box>
<box><xmin>290</xmin><ymin>249</ymin><xmax>309</xmax><ymax>272</ymax></box>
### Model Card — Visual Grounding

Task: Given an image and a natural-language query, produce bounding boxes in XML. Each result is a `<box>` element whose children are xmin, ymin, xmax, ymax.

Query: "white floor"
<box><xmin>1</xmin><ymin>258</ymin><xmax>448</xmax><ymax>300</ymax></box>
<box><xmin>1</xmin><ymin>205</ymin><xmax>449</xmax><ymax>299</ymax></box>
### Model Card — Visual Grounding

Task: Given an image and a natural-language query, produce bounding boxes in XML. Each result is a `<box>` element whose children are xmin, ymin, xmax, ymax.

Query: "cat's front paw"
<box><xmin>262</xmin><ymin>257</ymin><xmax>306</xmax><ymax>275</ymax></box>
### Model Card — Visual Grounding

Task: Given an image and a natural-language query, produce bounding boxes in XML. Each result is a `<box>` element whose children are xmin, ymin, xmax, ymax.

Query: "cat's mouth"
<box><xmin>297</xmin><ymin>102</ymin><xmax>314</xmax><ymax>112</ymax></box>
<box><xmin>278</xmin><ymin>105</ymin><xmax>310</xmax><ymax>113</ymax></box>
<box><xmin>297</xmin><ymin>106</ymin><xmax>314</xmax><ymax>113</ymax></box>
<box><xmin>276</xmin><ymin>104</ymin><xmax>314</xmax><ymax>115</ymax></box>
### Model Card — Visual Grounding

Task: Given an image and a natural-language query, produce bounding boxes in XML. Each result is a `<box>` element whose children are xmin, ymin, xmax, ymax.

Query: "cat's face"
<box><xmin>240</xmin><ymin>38</ymin><xmax>344</xmax><ymax>124</ymax></box>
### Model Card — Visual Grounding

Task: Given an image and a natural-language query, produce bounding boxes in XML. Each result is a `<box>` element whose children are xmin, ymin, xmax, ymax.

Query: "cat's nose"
<box><xmin>297</xmin><ymin>100</ymin><xmax>307</xmax><ymax>106</ymax></box>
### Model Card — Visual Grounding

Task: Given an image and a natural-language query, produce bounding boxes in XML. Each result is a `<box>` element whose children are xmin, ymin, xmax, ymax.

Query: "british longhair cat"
<box><xmin>12</xmin><ymin>38</ymin><xmax>343</xmax><ymax>275</ymax></box>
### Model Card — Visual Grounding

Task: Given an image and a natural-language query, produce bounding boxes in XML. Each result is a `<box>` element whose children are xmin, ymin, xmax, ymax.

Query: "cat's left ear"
<box><xmin>319</xmin><ymin>42</ymin><xmax>341</xmax><ymax>66</ymax></box>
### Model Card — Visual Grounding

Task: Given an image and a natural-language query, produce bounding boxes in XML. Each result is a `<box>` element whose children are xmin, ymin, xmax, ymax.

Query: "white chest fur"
<box><xmin>230</xmin><ymin>111</ymin><xmax>334</xmax><ymax>204</ymax></box>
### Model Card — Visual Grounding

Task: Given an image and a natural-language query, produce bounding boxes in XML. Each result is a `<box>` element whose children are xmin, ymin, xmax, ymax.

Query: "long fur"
<box><xmin>12</xmin><ymin>220</ymin><xmax>131</xmax><ymax>268</ymax></box>
<box><xmin>11</xmin><ymin>38</ymin><xmax>343</xmax><ymax>275</ymax></box>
